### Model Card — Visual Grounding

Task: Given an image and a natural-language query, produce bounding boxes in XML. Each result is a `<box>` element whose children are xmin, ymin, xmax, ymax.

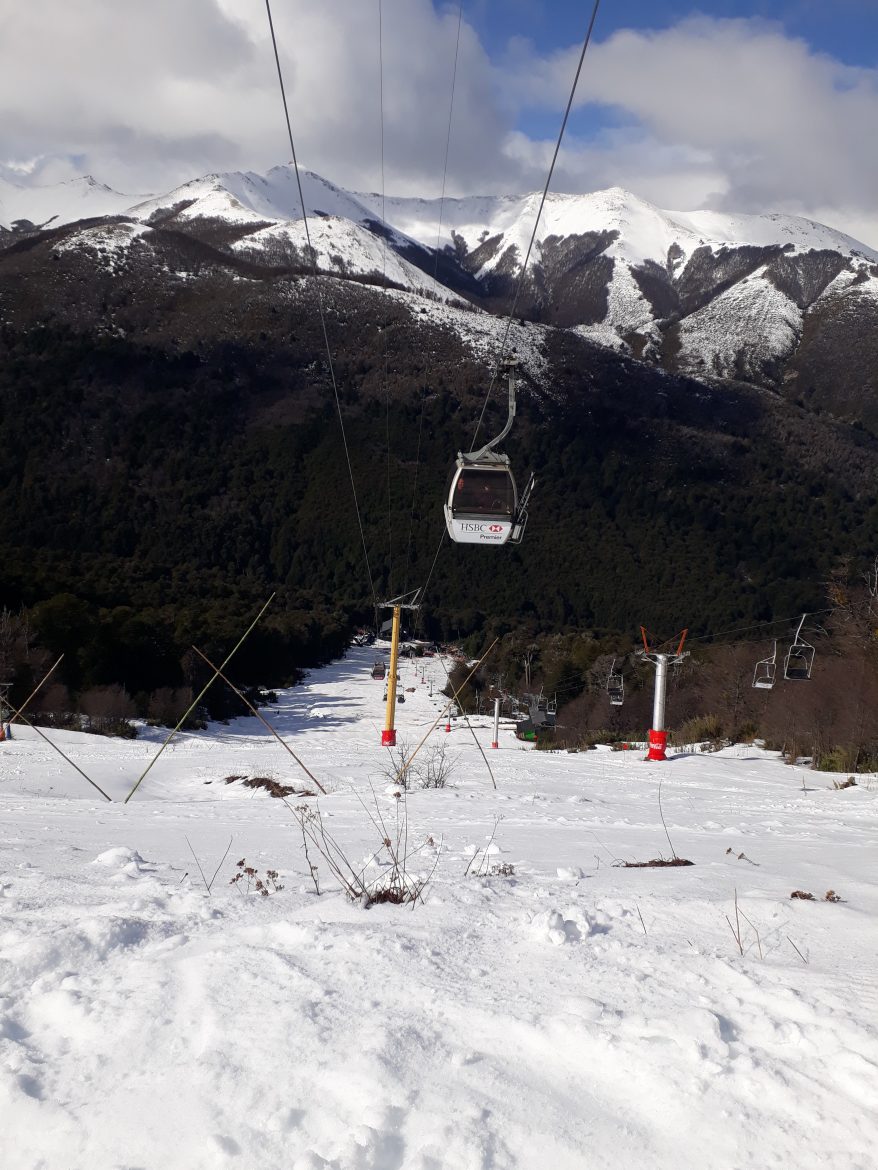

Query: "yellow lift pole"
<box><xmin>382</xmin><ymin>605</ymin><xmax>402</xmax><ymax>746</ymax></box>
<box><xmin>379</xmin><ymin>590</ymin><xmax>421</xmax><ymax>747</ymax></box>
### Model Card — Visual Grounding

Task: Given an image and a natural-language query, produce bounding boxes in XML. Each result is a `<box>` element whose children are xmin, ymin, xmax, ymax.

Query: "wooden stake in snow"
<box><xmin>1</xmin><ymin>692</ymin><xmax>111</xmax><ymax>801</ymax></box>
<box><xmin>191</xmin><ymin>645</ymin><xmax>326</xmax><ymax>795</ymax></box>
<box><xmin>124</xmin><ymin>594</ymin><xmax>275</xmax><ymax>803</ymax></box>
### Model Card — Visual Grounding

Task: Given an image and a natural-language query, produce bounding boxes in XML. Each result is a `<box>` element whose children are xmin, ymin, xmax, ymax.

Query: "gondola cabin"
<box><xmin>443</xmin><ymin>357</ymin><xmax>533</xmax><ymax>546</ymax></box>
<box><xmin>444</xmin><ymin>458</ymin><xmax>527</xmax><ymax>546</ymax></box>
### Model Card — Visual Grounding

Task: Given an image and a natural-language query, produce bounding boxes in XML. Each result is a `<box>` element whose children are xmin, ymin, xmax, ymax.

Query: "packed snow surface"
<box><xmin>1</xmin><ymin>646</ymin><xmax>877</xmax><ymax>1169</ymax></box>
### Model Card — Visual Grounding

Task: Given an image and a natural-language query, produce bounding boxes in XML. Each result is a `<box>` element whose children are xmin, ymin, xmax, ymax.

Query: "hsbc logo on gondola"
<box><xmin>458</xmin><ymin>521</ymin><xmax>507</xmax><ymax>533</ymax></box>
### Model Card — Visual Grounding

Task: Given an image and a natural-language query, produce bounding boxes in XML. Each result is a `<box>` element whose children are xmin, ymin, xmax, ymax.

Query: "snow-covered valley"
<box><xmin>2</xmin><ymin>646</ymin><xmax>876</xmax><ymax>1170</ymax></box>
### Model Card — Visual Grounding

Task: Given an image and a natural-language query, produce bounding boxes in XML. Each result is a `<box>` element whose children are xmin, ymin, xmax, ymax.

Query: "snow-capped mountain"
<box><xmin>3</xmin><ymin>164</ymin><xmax>878</xmax><ymax>393</ymax></box>
<box><xmin>121</xmin><ymin>167</ymin><xmax>457</xmax><ymax>303</ymax></box>
<box><xmin>355</xmin><ymin>184</ymin><xmax>878</xmax><ymax>382</ymax></box>
<box><xmin>0</xmin><ymin>173</ymin><xmax>144</xmax><ymax>230</ymax></box>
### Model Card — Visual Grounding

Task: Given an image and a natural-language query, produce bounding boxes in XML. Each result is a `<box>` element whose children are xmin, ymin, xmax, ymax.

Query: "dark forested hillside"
<box><xmin>1</xmin><ymin>225</ymin><xmax>876</xmax><ymax>699</ymax></box>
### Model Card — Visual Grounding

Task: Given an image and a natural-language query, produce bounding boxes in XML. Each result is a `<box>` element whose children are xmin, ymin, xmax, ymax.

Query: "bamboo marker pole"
<box><xmin>191</xmin><ymin>645</ymin><xmax>326</xmax><ymax>794</ymax></box>
<box><xmin>2</xmin><ymin>696</ymin><xmax>111</xmax><ymax>801</ymax></box>
<box><xmin>7</xmin><ymin>655</ymin><xmax>65</xmax><ymax>726</ymax></box>
<box><xmin>124</xmin><ymin>594</ymin><xmax>275</xmax><ymax>803</ymax></box>
<box><xmin>392</xmin><ymin>638</ymin><xmax>498</xmax><ymax>787</ymax></box>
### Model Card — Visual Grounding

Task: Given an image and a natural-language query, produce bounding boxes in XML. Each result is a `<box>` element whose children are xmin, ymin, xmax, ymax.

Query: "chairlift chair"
<box><xmin>444</xmin><ymin>357</ymin><xmax>535</xmax><ymax>546</ymax></box>
<box><xmin>371</xmin><ymin>660</ymin><xmax>386</xmax><ymax>681</ymax></box>
<box><xmin>607</xmin><ymin>658</ymin><xmax>624</xmax><ymax>706</ymax></box>
<box><xmin>752</xmin><ymin>641</ymin><xmax>777</xmax><ymax>690</ymax></box>
<box><xmin>784</xmin><ymin>615</ymin><xmax>815</xmax><ymax>681</ymax></box>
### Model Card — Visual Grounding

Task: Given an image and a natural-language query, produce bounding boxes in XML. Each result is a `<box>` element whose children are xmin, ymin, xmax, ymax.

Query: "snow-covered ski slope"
<box><xmin>2</xmin><ymin>646</ymin><xmax>876</xmax><ymax>1170</ymax></box>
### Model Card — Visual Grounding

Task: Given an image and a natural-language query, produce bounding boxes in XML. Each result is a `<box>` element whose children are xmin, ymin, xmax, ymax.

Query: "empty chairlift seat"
<box><xmin>783</xmin><ymin>616</ymin><xmax>815</xmax><ymax>681</ymax></box>
<box><xmin>752</xmin><ymin>642</ymin><xmax>777</xmax><ymax>690</ymax></box>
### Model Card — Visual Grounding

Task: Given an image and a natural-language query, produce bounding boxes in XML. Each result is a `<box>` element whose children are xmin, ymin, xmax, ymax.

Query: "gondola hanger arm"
<box><xmin>466</xmin><ymin>356</ymin><xmax>518</xmax><ymax>461</ymax></box>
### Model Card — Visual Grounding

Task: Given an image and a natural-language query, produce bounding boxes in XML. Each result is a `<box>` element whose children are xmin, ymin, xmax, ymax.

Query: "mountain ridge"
<box><xmin>3</xmin><ymin>164</ymin><xmax>878</xmax><ymax>427</ymax></box>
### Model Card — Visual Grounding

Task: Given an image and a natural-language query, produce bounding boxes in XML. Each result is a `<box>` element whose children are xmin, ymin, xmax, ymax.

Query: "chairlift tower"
<box><xmin>379</xmin><ymin>590</ymin><xmax>421</xmax><ymax>747</ymax></box>
<box><xmin>636</xmin><ymin>629</ymin><xmax>689</xmax><ymax>761</ymax></box>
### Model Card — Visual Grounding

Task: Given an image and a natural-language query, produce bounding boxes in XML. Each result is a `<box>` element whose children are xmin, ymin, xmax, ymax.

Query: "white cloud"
<box><xmin>509</xmin><ymin>17</ymin><xmax>878</xmax><ymax>244</ymax></box>
<box><xmin>0</xmin><ymin>5</ymin><xmax>876</xmax><ymax>247</ymax></box>
<box><xmin>0</xmin><ymin>0</ymin><xmax>512</xmax><ymax>196</ymax></box>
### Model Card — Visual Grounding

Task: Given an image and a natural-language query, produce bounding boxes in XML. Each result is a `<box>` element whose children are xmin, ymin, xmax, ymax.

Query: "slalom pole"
<box><xmin>191</xmin><ymin>646</ymin><xmax>326</xmax><ymax>794</ymax></box>
<box><xmin>492</xmin><ymin>697</ymin><xmax>500</xmax><ymax>750</ymax></box>
<box><xmin>2</xmin><ymin>697</ymin><xmax>111</xmax><ymax>801</ymax></box>
<box><xmin>124</xmin><ymin>594</ymin><xmax>276</xmax><ymax>803</ymax></box>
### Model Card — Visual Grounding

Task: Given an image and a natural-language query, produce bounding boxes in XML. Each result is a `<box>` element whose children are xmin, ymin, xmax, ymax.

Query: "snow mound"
<box><xmin>531</xmin><ymin>906</ymin><xmax>607</xmax><ymax>945</ymax></box>
<box><xmin>92</xmin><ymin>846</ymin><xmax>145</xmax><ymax>870</ymax></box>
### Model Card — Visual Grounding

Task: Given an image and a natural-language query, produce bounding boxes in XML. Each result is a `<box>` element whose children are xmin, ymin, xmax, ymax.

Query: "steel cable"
<box><xmin>264</xmin><ymin>0</ymin><xmax>379</xmax><ymax>612</ymax></box>
<box><xmin>471</xmin><ymin>0</ymin><xmax>602</xmax><ymax>449</ymax></box>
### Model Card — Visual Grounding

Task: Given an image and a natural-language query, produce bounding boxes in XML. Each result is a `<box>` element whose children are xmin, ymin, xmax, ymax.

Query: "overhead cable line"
<box><xmin>538</xmin><ymin>608</ymin><xmax>838</xmax><ymax>702</ymax></box>
<box><xmin>263</xmin><ymin>0</ymin><xmax>379</xmax><ymax>613</ymax></box>
<box><xmin>402</xmin><ymin>0</ymin><xmax>464</xmax><ymax>595</ymax></box>
<box><xmin>419</xmin><ymin>1</ymin><xmax>602</xmax><ymax>616</ymax></box>
<box><xmin>685</xmin><ymin>608</ymin><xmax>834</xmax><ymax>646</ymax></box>
<box><xmin>471</xmin><ymin>0</ymin><xmax>602</xmax><ymax>449</ymax></box>
<box><xmin>379</xmin><ymin>0</ymin><xmax>394</xmax><ymax>597</ymax></box>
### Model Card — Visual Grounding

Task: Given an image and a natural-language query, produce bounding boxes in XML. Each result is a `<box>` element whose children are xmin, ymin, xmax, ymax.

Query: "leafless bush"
<box><xmin>674</xmin><ymin>712</ymin><xmax>725</xmax><ymax>748</ymax></box>
<box><xmin>380</xmin><ymin>737</ymin><xmax>457</xmax><ymax>790</ymax></box>
<box><xmin>420</xmin><ymin>741</ymin><xmax>455</xmax><ymax>789</ymax></box>
<box><xmin>380</xmin><ymin>738</ymin><xmax>417</xmax><ymax>790</ymax></box>
<box><xmin>289</xmin><ymin>790</ymin><xmax>439</xmax><ymax>907</ymax></box>
<box><xmin>147</xmin><ymin>686</ymin><xmax>198</xmax><ymax>728</ymax></box>
<box><xmin>30</xmin><ymin>682</ymin><xmax>79</xmax><ymax>728</ymax></box>
<box><xmin>464</xmin><ymin>817</ymin><xmax>512</xmax><ymax>877</ymax></box>
<box><xmin>79</xmin><ymin>684</ymin><xmax>137</xmax><ymax>737</ymax></box>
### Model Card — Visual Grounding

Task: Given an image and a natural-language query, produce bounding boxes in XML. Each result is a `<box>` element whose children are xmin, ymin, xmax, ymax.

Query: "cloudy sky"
<box><xmin>1</xmin><ymin>0</ymin><xmax>877</xmax><ymax>245</ymax></box>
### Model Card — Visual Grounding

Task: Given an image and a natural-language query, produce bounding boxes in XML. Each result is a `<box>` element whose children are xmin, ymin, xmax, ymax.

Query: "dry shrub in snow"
<box><xmin>79</xmin><ymin>684</ymin><xmax>137</xmax><ymax>738</ymax></box>
<box><xmin>380</xmin><ymin>737</ymin><xmax>457</xmax><ymax>790</ymax></box>
<box><xmin>290</xmin><ymin>791</ymin><xmax>439</xmax><ymax>907</ymax></box>
<box><xmin>229</xmin><ymin>858</ymin><xmax>284</xmax><ymax>897</ymax></box>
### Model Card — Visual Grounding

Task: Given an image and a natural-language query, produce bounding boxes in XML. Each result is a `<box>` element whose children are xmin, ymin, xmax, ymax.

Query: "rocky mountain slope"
<box><xmin>1</xmin><ymin>166</ymin><xmax>878</xmax><ymax>407</ymax></box>
<box><xmin>3</xmin><ymin>165</ymin><xmax>877</xmax><ymax>423</ymax></box>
